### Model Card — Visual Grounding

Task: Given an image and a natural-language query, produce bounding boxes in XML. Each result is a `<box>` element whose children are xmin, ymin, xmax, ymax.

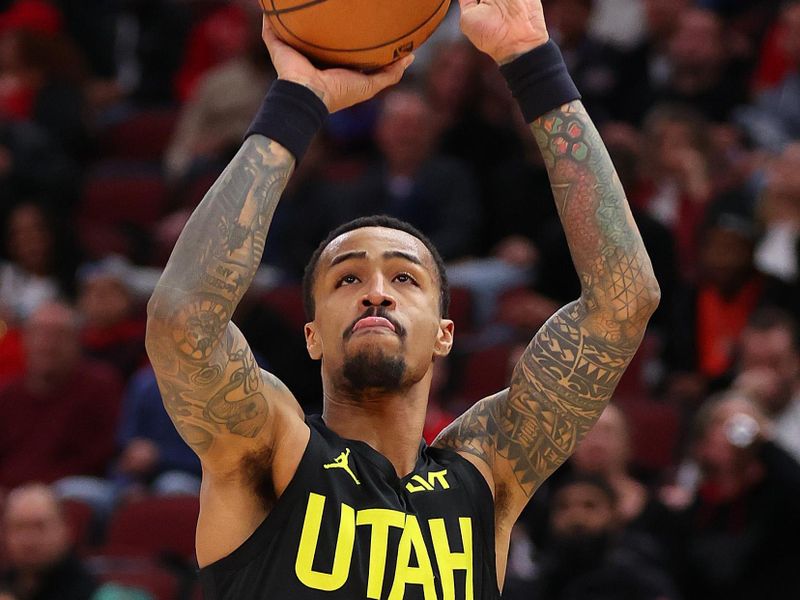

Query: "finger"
<box><xmin>261</xmin><ymin>15</ymin><xmax>284</xmax><ymax>52</ymax></box>
<box><xmin>366</xmin><ymin>55</ymin><xmax>415</xmax><ymax>91</ymax></box>
<box><xmin>261</xmin><ymin>15</ymin><xmax>298</xmax><ymax>59</ymax></box>
<box><xmin>456</xmin><ymin>0</ymin><xmax>479</xmax><ymax>10</ymax></box>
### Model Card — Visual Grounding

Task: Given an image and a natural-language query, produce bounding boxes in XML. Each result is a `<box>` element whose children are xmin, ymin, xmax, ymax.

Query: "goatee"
<box><xmin>342</xmin><ymin>347</ymin><xmax>406</xmax><ymax>393</ymax></box>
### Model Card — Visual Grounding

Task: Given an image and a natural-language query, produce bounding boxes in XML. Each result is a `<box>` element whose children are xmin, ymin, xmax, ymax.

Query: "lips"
<box><xmin>352</xmin><ymin>316</ymin><xmax>396</xmax><ymax>333</ymax></box>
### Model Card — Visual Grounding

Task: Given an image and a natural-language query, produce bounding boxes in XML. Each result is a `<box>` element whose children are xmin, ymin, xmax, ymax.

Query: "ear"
<box><xmin>433</xmin><ymin>319</ymin><xmax>454</xmax><ymax>358</ymax></box>
<box><xmin>304</xmin><ymin>322</ymin><xmax>322</xmax><ymax>361</ymax></box>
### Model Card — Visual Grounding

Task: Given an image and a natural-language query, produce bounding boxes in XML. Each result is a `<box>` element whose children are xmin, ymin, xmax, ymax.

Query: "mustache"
<box><xmin>343</xmin><ymin>307</ymin><xmax>405</xmax><ymax>340</ymax></box>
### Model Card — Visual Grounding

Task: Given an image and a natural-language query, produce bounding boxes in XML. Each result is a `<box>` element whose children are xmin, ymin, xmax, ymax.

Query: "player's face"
<box><xmin>305</xmin><ymin>227</ymin><xmax>453</xmax><ymax>393</ymax></box>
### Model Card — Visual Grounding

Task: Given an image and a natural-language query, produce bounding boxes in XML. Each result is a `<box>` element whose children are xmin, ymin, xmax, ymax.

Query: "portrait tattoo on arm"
<box><xmin>435</xmin><ymin>101</ymin><xmax>659</xmax><ymax>506</ymax></box>
<box><xmin>146</xmin><ymin>136</ymin><xmax>294</xmax><ymax>457</ymax></box>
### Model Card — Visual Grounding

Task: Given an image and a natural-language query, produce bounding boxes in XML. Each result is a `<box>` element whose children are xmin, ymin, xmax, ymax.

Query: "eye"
<box><xmin>336</xmin><ymin>274</ymin><xmax>359</xmax><ymax>287</ymax></box>
<box><xmin>394</xmin><ymin>273</ymin><xmax>417</xmax><ymax>285</ymax></box>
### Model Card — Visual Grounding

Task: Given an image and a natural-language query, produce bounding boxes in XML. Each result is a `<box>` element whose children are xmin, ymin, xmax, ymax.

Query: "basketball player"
<box><xmin>145</xmin><ymin>0</ymin><xmax>660</xmax><ymax>598</ymax></box>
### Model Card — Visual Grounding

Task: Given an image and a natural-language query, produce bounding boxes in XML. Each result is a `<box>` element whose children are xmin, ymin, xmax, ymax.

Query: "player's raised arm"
<box><xmin>145</xmin><ymin>19</ymin><xmax>413</xmax><ymax>473</ymax></box>
<box><xmin>435</xmin><ymin>0</ymin><xmax>660</xmax><ymax>524</ymax></box>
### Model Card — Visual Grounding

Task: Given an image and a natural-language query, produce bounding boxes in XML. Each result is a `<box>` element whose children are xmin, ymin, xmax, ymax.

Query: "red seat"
<box><xmin>95</xmin><ymin>560</ymin><xmax>181</xmax><ymax>600</ymax></box>
<box><xmin>62</xmin><ymin>498</ymin><xmax>95</xmax><ymax>554</ymax></box>
<box><xmin>103</xmin><ymin>496</ymin><xmax>199</xmax><ymax>564</ymax></box>
<box><xmin>617</xmin><ymin>397</ymin><xmax>680</xmax><ymax>473</ymax></box>
<box><xmin>261</xmin><ymin>284</ymin><xmax>308</xmax><ymax>331</ymax></box>
<box><xmin>80</xmin><ymin>171</ymin><xmax>168</xmax><ymax>229</ymax></box>
<box><xmin>458</xmin><ymin>344</ymin><xmax>515</xmax><ymax>402</ymax></box>
<box><xmin>448</xmin><ymin>286</ymin><xmax>473</xmax><ymax>333</ymax></box>
<box><xmin>77</xmin><ymin>220</ymin><xmax>134</xmax><ymax>260</ymax></box>
<box><xmin>102</xmin><ymin>109</ymin><xmax>179</xmax><ymax>162</ymax></box>
<box><xmin>78</xmin><ymin>168</ymin><xmax>169</xmax><ymax>260</ymax></box>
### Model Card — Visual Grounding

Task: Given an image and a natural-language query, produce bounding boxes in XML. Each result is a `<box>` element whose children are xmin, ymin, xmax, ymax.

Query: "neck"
<box><xmin>321</xmin><ymin>377</ymin><xmax>432</xmax><ymax>478</ymax></box>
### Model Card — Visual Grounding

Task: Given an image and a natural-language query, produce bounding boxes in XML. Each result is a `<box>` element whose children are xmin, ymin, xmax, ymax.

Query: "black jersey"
<box><xmin>200</xmin><ymin>415</ymin><xmax>500</xmax><ymax>600</ymax></box>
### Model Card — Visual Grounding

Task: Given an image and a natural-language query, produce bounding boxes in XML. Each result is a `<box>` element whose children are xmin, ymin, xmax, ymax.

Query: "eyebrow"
<box><xmin>328</xmin><ymin>250</ymin><xmax>424</xmax><ymax>268</ymax></box>
<box><xmin>383</xmin><ymin>250</ymin><xmax>423</xmax><ymax>266</ymax></box>
<box><xmin>329</xmin><ymin>251</ymin><xmax>367</xmax><ymax>268</ymax></box>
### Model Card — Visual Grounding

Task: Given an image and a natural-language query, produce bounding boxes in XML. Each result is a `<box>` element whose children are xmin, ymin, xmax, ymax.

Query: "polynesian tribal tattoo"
<box><xmin>146</xmin><ymin>137</ymin><xmax>293</xmax><ymax>456</ymax></box>
<box><xmin>435</xmin><ymin>101</ymin><xmax>660</xmax><ymax>507</ymax></box>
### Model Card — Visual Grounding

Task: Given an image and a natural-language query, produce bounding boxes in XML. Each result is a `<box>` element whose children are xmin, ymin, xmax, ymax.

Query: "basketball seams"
<box><xmin>261</xmin><ymin>0</ymin><xmax>329</xmax><ymax>17</ymax></box>
<box><xmin>265</xmin><ymin>0</ymin><xmax>449</xmax><ymax>66</ymax></box>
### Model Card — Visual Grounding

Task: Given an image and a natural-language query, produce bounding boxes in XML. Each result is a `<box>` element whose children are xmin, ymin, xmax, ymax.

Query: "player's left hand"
<box><xmin>262</xmin><ymin>17</ymin><xmax>413</xmax><ymax>113</ymax></box>
<box><xmin>456</xmin><ymin>0</ymin><xmax>549</xmax><ymax>64</ymax></box>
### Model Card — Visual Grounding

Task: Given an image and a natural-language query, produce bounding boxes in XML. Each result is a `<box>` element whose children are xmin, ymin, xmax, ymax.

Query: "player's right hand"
<box><xmin>457</xmin><ymin>0</ymin><xmax>549</xmax><ymax>64</ymax></box>
<box><xmin>261</xmin><ymin>17</ymin><xmax>413</xmax><ymax>113</ymax></box>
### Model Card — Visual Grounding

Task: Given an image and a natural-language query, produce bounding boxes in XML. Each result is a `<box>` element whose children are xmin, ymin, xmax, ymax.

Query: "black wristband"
<box><xmin>244</xmin><ymin>79</ymin><xmax>329</xmax><ymax>163</ymax></box>
<box><xmin>500</xmin><ymin>40</ymin><xmax>581</xmax><ymax>123</ymax></box>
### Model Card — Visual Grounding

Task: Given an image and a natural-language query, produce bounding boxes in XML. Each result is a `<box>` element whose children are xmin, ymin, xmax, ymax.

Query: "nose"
<box><xmin>361</xmin><ymin>274</ymin><xmax>396</xmax><ymax>309</ymax></box>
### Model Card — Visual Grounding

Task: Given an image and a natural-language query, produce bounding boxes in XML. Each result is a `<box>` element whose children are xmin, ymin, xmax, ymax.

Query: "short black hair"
<box><xmin>302</xmin><ymin>215</ymin><xmax>450</xmax><ymax>320</ymax></box>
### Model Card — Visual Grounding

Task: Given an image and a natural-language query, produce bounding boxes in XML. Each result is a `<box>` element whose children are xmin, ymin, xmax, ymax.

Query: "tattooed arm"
<box><xmin>146</xmin><ymin>19</ymin><xmax>411</xmax><ymax>566</ymax></box>
<box><xmin>146</xmin><ymin>136</ymin><xmax>299</xmax><ymax>468</ymax></box>
<box><xmin>437</xmin><ymin>0</ymin><xmax>660</xmax><ymax>529</ymax></box>
<box><xmin>146</xmin><ymin>20</ymin><xmax>412</xmax><ymax>468</ymax></box>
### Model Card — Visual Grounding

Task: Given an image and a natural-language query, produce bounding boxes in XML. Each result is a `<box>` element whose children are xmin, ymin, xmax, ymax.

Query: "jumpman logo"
<box><xmin>323</xmin><ymin>448</ymin><xmax>361</xmax><ymax>485</ymax></box>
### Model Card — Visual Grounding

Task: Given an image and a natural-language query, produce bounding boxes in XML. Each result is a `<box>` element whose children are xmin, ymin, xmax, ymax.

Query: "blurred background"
<box><xmin>0</xmin><ymin>0</ymin><xmax>799</xmax><ymax>599</ymax></box>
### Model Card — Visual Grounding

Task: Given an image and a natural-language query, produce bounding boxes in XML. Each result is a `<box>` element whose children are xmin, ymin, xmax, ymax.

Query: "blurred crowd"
<box><xmin>1</xmin><ymin>0</ymin><xmax>800</xmax><ymax>599</ymax></box>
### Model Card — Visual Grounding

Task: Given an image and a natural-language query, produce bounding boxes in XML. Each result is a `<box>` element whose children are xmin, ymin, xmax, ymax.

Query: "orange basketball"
<box><xmin>260</xmin><ymin>0</ymin><xmax>450</xmax><ymax>70</ymax></box>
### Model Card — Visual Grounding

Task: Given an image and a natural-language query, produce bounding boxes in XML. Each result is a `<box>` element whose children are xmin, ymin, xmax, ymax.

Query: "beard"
<box><xmin>341</xmin><ymin>346</ymin><xmax>407</xmax><ymax>394</ymax></box>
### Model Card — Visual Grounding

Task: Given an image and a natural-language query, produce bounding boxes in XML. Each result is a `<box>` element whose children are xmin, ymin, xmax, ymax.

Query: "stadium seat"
<box><xmin>617</xmin><ymin>397</ymin><xmax>681</xmax><ymax>474</ymax></box>
<box><xmin>447</xmin><ymin>286</ymin><xmax>474</xmax><ymax>333</ymax></box>
<box><xmin>457</xmin><ymin>343</ymin><xmax>515</xmax><ymax>402</ymax></box>
<box><xmin>62</xmin><ymin>498</ymin><xmax>96</xmax><ymax>554</ymax></box>
<box><xmin>102</xmin><ymin>496</ymin><xmax>200</xmax><ymax>564</ymax></box>
<box><xmin>80</xmin><ymin>170</ymin><xmax>168</xmax><ymax>229</ymax></box>
<box><xmin>101</xmin><ymin>109</ymin><xmax>180</xmax><ymax>162</ymax></box>
<box><xmin>77</xmin><ymin>166</ymin><xmax>170</xmax><ymax>260</ymax></box>
<box><xmin>94</xmin><ymin>560</ymin><xmax>181</xmax><ymax>600</ymax></box>
<box><xmin>261</xmin><ymin>284</ymin><xmax>307</xmax><ymax>331</ymax></box>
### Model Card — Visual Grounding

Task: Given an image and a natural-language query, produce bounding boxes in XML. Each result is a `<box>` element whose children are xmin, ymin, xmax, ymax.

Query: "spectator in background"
<box><xmin>570</xmin><ymin>404</ymin><xmax>665</xmax><ymax>529</ymax></box>
<box><xmin>614</xmin><ymin>0</ymin><xmax>692</xmax><ymax>122</ymax></box>
<box><xmin>77</xmin><ymin>256</ymin><xmax>147</xmax><ymax>380</ymax></box>
<box><xmin>0</xmin><ymin>202</ymin><xmax>78</xmax><ymax>325</ymax></box>
<box><xmin>732</xmin><ymin>308</ymin><xmax>800</xmax><ymax>462</ymax></box>
<box><xmin>336</xmin><ymin>88</ymin><xmax>482</xmax><ymax>261</ymax></box>
<box><xmin>0</xmin><ymin>302</ymin><xmax>121</xmax><ymax>491</ymax></box>
<box><xmin>506</xmin><ymin>474</ymin><xmax>679</xmax><ymax>600</ymax></box>
<box><xmin>173</xmin><ymin>1</ymin><xmax>253</xmax><ymax>103</ymax></box>
<box><xmin>55</xmin><ymin>0</ymin><xmax>191</xmax><ymax>107</ymax></box>
<box><xmin>547</xmin><ymin>0</ymin><xmax>623</xmax><ymax>123</ymax></box>
<box><xmin>113</xmin><ymin>366</ymin><xmax>201</xmax><ymax>499</ymax></box>
<box><xmin>754</xmin><ymin>142</ymin><xmax>800</xmax><ymax>297</ymax></box>
<box><xmin>424</xmin><ymin>40</ymin><xmax>522</xmax><ymax>178</ymax></box>
<box><xmin>0</xmin><ymin>120</ymin><xmax>79</xmax><ymax>208</ymax></box>
<box><xmin>736</xmin><ymin>0</ymin><xmax>800</xmax><ymax>151</ymax></box>
<box><xmin>666</xmin><ymin>212</ymin><xmax>765</xmax><ymax>402</ymax></box>
<box><xmin>165</xmin><ymin>15</ymin><xmax>273</xmax><ymax>183</ymax></box>
<box><xmin>657</xmin><ymin>8</ymin><xmax>748</xmax><ymax>122</ymax></box>
<box><xmin>663</xmin><ymin>392</ymin><xmax>800</xmax><ymax>600</ymax></box>
<box><xmin>634</xmin><ymin>105</ymin><xmax>713</xmax><ymax>276</ymax></box>
<box><xmin>0</xmin><ymin>483</ymin><xmax>97</xmax><ymax>600</ymax></box>
<box><xmin>0</xmin><ymin>24</ymin><xmax>89</xmax><ymax>157</ymax></box>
